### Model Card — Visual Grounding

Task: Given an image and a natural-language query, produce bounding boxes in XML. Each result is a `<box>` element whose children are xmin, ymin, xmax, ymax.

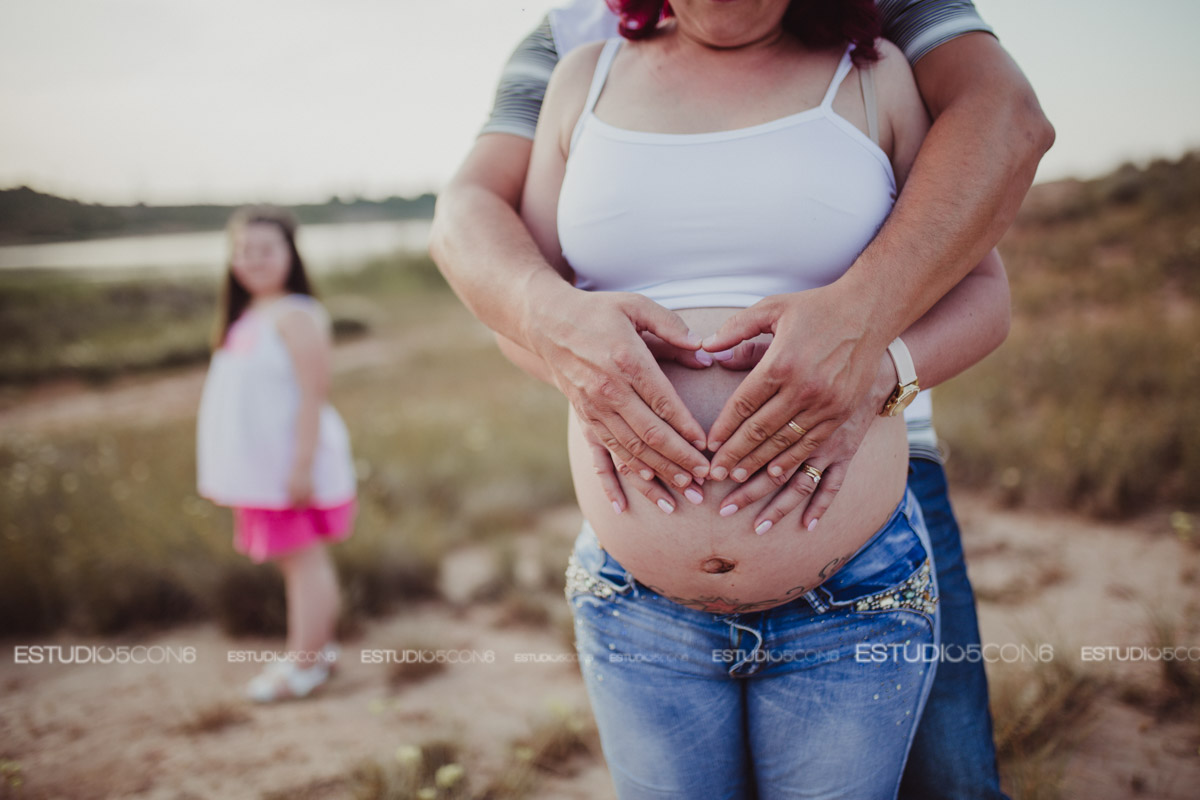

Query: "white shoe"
<box><xmin>245</xmin><ymin>659</ymin><xmax>331</xmax><ymax>703</ymax></box>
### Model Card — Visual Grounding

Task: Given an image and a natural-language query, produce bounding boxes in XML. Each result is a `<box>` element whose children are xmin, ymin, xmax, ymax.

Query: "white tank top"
<box><xmin>196</xmin><ymin>294</ymin><xmax>356</xmax><ymax>509</ymax></box>
<box><xmin>558</xmin><ymin>38</ymin><xmax>897</xmax><ymax>310</ymax></box>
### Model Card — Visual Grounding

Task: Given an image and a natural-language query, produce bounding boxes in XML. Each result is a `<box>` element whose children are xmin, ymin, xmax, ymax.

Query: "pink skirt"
<box><xmin>232</xmin><ymin>499</ymin><xmax>357</xmax><ymax>564</ymax></box>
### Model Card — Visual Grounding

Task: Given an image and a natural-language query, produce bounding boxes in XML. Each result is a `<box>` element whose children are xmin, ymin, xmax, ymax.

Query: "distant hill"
<box><xmin>0</xmin><ymin>186</ymin><xmax>435</xmax><ymax>245</ymax></box>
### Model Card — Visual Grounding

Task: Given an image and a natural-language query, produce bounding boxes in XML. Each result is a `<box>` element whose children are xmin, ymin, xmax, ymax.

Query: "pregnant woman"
<box><xmin>491</xmin><ymin>1</ymin><xmax>1009</xmax><ymax>797</ymax></box>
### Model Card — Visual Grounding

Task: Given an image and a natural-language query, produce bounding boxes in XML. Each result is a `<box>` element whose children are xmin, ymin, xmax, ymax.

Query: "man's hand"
<box><xmin>699</xmin><ymin>285</ymin><xmax>889</xmax><ymax>484</ymax></box>
<box><xmin>525</xmin><ymin>274</ymin><xmax>712</xmax><ymax>488</ymax></box>
<box><xmin>715</xmin><ymin>351</ymin><xmax>897</xmax><ymax>533</ymax></box>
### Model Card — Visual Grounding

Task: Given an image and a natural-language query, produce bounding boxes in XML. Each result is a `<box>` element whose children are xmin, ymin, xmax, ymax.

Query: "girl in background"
<box><xmin>197</xmin><ymin>206</ymin><xmax>356</xmax><ymax>702</ymax></box>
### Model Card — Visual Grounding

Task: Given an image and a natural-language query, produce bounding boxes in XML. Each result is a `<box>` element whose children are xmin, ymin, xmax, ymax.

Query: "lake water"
<box><xmin>0</xmin><ymin>218</ymin><xmax>433</xmax><ymax>278</ymax></box>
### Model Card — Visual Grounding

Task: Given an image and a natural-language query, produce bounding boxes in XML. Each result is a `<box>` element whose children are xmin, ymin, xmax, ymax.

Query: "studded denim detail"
<box><xmin>852</xmin><ymin>558</ymin><xmax>936</xmax><ymax>617</ymax></box>
<box><xmin>565</xmin><ymin>553</ymin><xmax>618</xmax><ymax>600</ymax></box>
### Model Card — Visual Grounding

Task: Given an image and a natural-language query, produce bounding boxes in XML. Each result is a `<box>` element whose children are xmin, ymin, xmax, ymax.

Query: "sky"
<box><xmin>0</xmin><ymin>0</ymin><xmax>1197</xmax><ymax>206</ymax></box>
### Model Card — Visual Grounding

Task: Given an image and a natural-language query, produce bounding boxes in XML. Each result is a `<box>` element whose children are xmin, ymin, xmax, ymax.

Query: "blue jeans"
<box><xmin>899</xmin><ymin>458</ymin><xmax>1007</xmax><ymax>800</ymax></box>
<box><xmin>566</xmin><ymin>486</ymin><xmax>941</xmax><ymax>799</ymax></box>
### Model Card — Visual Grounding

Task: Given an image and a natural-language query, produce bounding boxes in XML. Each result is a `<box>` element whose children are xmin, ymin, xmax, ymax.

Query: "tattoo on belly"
<box><xmin>636</xmin><ymin>549</ymin><xmax>857</xmax><ymax>614</ymax></box>
<box><xmin>638</xmin><ymin>580</ymin><xmax>810</xmax><ymax>614</ymax></box>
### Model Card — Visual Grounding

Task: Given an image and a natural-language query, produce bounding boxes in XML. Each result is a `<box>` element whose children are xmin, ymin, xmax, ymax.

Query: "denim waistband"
<box><xmin>574</xmin><ymin>485</ymin><xmax>930</xmax><ymax>608</ymax></box>
<box><xmin>815</xmin><ymin>486</ymin><xmax>928</xmax><ymax>601</ymax></box>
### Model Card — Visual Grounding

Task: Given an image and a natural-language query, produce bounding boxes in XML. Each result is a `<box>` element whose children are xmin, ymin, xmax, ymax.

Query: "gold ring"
<box><xmin>801</xmin><ymin>464</ymin><xmax>823</xmax><ymax>484</ymax></box>
<box><xmin>787</xmin><ymin>420</ymin><xmax>807</xmax><ymax>438</ymax></box>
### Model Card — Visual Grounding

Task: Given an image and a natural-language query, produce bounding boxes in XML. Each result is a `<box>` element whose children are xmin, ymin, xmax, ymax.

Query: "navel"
<box><xmin>701</xmin><ymin>557</ymin><xmax>737</xmax><ymax>574</ymax></box>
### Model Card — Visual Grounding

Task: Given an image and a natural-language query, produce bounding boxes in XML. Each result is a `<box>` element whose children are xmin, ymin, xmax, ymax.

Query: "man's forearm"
<box><xmin>834</xmin><ymin>33</ymin><xmax>1053</xmax><ymax>348</ymax></box>
<box><xmin>429</xmin><ymin>134</ymin><xmax>568</xmax><ymax>354</ymax></box>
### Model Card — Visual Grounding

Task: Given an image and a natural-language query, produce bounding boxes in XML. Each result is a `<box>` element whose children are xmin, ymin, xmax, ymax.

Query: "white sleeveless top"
<box><xmin>558</xmin><ymin>38</ymin><xmax>897</xmax><ymax>310</ymax></box>
<box><xmin>196</xmin><ymin>294</ymin><xmax>356</xmax><ymax>509</ymax></box>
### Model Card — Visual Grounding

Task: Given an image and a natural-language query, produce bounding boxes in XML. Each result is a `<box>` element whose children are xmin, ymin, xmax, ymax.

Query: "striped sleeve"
<box><xmin>876</xmin><ymin>0</ymin><xmax>995</xmax><ymax>64</ymax></box>
<box><xmin>478</xmin><ymin>16</ymin><xmax>560</xmax><ymax>140</ymax></box>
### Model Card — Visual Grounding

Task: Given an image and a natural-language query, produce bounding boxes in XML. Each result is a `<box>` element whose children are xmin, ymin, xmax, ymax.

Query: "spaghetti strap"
<box><xmin>859</xmin><ymin>62</ymin><xmax>880</xmax><ymax>146</ymax></box>
<box><xmin>570</xmin><ymin>38</ymin><xmax>623</xmax><ymax>153</ymax></box>
<box><xmin>819</xmin><ymin>44</ymin><xmax>856</xmax><ymax>108</ymax></box>
<box><xmin>582</xmin><ymin>38</ymin><xmax>623</xmax><ymax>116</ymax></box>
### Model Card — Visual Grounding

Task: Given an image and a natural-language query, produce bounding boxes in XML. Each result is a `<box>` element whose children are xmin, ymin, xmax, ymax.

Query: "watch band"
<box><xmin>886</xmin><ymin>337</ymin><xmax>917</xmax><ymax>388</ymax></box>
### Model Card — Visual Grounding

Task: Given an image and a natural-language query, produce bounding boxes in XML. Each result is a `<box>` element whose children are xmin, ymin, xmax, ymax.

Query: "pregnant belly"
<box><xmin>566</xmin><ymin>307</ymin><xmax>908</xmax><ymax>613</ymax></box>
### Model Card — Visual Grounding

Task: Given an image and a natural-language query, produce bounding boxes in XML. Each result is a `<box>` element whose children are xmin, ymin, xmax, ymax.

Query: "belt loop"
<box><xmin>804</xmin><ymin>590</ymin><xmax>829</xmax><ymax>614</ymax></box>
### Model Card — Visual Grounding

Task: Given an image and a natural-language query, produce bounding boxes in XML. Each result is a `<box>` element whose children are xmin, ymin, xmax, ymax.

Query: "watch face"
<box><xmin>886</xmin><ymin>385</ymin><xmax>919</xmax><ymax>416</ymax></box>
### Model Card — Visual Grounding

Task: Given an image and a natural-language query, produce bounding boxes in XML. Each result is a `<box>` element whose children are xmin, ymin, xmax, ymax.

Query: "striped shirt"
<box><xmin>480</xmin><ymin>0</ymin><xmax>994</xmax><ymax>463</ymax></box>
<box><xmin>480</xmin><ymin>0</ymin><xmax>994</xmax><ymax>141</ymax></box>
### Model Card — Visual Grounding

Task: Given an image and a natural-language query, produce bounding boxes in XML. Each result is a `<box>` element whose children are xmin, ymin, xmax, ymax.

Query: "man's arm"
<box><xmin>429</xmin><ymin>39</ymin><xmax>712</xmax><ymax>488</ymax></box>
<box><xmin>702</xmin><ymin>31</ymin><xmax>1053</xmax><ymax>481</ymax></box>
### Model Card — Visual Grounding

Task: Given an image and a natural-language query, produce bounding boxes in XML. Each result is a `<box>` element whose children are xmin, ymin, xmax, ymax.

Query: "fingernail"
<box><xmin>807</xmin><ymin>518</ymin><xmax>819</xmax><ymax>532</ymax></box>
<box><xmin>769</xmin><ymin>465</ymin><xmax>783</xmax><ymax>477</ymax></box>
<box><xmin>711</xmin><ymin>466</ymin><xmax>728</xmax><ymax>481</ymax></box>
<box><xmin>692</xmin><ymin>464</ymin><xmax>708</xmax><ymax>478</ymax></box>
<box><xmin>696</xmin><ymin>476</ymin><xmax>705</xmax><ymax>486</ymax></box>
<box><xmin>685</xmin><ymin>329</ymin><xmax>702</xmax><ymax>346</ymax></box>
<box><xmin>712</xmin><ymin>348</ymin><xmax>735</xmax><ymax>362</ymax></box>
<box><xmin>755</xmin><ymin>519</ymin><xmax>772</xmax><ymax>535</ymax></box>
<box><xmin>709</xmin><ymin>440</ymin><xmax>724</xmax><ymax>452</ymax></box>
<box><xmin>692</xmin><ymin>439</ymin><xmax>707</xmax><ymax>450</ymax></box>
<box><xmin>732</xmin><ymin>468</ymin><xmax>748</xmax><ymax>482</ymax></box>
<box><xmin>701</xmin><ymin>334</ymin><xmax>717</xmax><ymax>348</ymax></box>
<box><xmin>720</xmin><ymin>503</ymin><xmax>738</xmax><ymax>517</ymax></box>
<box><xmin>612</xmin><ymin>501</ymin><xmax>623</xmax><ymax>514</ymax></box>
<box><xmin>674</xmin><ymin>473</ymin><xmax>691</xmax><ymax>488</ymax></box>
<box><xmin>640</xmin><ymin>469</ymin><xmax>653</xmax><ymax>481</ymax></box>
<box><xmin>695</xmin><ymin>350</ymin><xmax>713</xmax><ymax>366</ymax></box>
<box><xmin>684</xmin><ymin>488</ymin><xmax>704</xmax><ymax>505</ymax></box>
<box><xmin>657</xmin><ymin>499</ymin><xmax>675</xmax><ymax>514</ymax></box>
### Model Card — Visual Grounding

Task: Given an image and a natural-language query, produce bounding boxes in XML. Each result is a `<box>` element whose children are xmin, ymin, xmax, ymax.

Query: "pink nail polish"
<box><xmin>711</xmin><ymin>466</ymin><xmax>727</xmax><ymax>481</ymax></box>
<box><xmin>657</xmin><ymin>499</ymin><xmax>675</xmax><ymax>514</ymax></box>
<box><xmin>640</xmin><ymin>469</ymin><xmax>654</xmax><ymax>481</ymax></box>
<box><xmin>732</xmin><ymin>468</ymin><xmax>748</xmax><ymax>482</ymax></box>
<box><xmin>755</xmin><ymin>520</ymin><xmax>772</xmax><ymax>535</ymax></box>
<box><xmin>613</xmin><ymin>501</ymin><xmax>623</xmax><ymax>514</ymax></box>
<box><xmin>696</xmin><ymin>350</ymin><xmax>714</xmax><ymax>367</ymax></box>
<box><xmin>712</xmin><ymin>348</ymin><xmax>735</xmax><ymax>362</ymax></box>
<box><xmin>685</xmin><ymin>488</ymin><xmax>703</xmax><ymax>505</ymax></box>
<box><xmin>720</xmin><ymin>504</ymin><xmax>738</xmax><ymax>517</ymax></box>
<box><xmin>807</xmin><ymin>518</ymin><xmax>819</xmax><ymax>532</ymax></box>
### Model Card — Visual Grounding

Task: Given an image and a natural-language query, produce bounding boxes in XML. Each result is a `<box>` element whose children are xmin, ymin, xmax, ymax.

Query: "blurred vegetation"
<box><xmin>0</xmin><ymin>252</ymin><xmax>441</xmax><ymax>384</ymax></box>
<box><xmin>1</xmin><ymin>153</ymin><xmax>1198</xmax><ymax>639</ymax></box>
<box><xmin>0</xmin><ymin>252</ymin><xmax>574</xmax><ymax>637</ymax></box>
<box><xmin>0</xmin><ymin>185</ymin><xmax>434</xmax><ymax>244</ymax></box>
<box><xmin>937</xmin><ymin>151</ymin><xmax>1200</xmax><ymax>517</ymax></box>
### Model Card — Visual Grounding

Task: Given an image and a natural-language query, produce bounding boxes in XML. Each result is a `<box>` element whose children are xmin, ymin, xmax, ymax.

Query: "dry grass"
<box><xmin>988</xmin><ymin>649</ymin><xmax>1105</xmax><ymax>800</ymax></box>
<box><xmin>938</xmin><ymin>151</ymin><xmax>1200</xmax><ymax>518</ymax></box>
<box><xmin>0</xmin><ymin>253</ymin><xmax>572</xmax><ymax>638</ymax></box>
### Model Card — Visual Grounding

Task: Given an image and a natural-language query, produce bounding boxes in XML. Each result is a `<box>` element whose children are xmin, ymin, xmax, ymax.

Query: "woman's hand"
<box><xmin>583</xmin><ymin>427</ymin><xmax>705</xmax><ymax>516</ymax></box>
<box><xmin>287</xmin><ymin>464</ymin><xmax>314</xmax><ymax>508</ymax></box>
<box><xmin>526</xmin><ymin>281</ymin><xmax>713</xmax><ymax>489</ymax></box>
<box><xmin>716</xmin><ymin>352</ymin><xmax>898</xmax><ymax>533</ymax></box>
<box><xmin>700</xmin><ymin>286</ymin><xmax>890</xmax><ymax>484</ymax></box>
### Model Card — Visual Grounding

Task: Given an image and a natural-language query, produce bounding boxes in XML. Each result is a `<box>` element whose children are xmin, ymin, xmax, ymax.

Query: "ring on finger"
<box><xmin>786</xmin><ymin>420</ymin><xmax>808</xmax><ymax>438</ymax></box>
<box><xmin>801</xmin><ymin>464</ymin><xmax>823</xmax><ymax>484</ymax></box>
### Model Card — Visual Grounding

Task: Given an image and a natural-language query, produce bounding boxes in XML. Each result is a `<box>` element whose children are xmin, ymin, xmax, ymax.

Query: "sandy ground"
<box><xmin>2</xmin><ymin>352</ymin><xmax>1199</xmax><ymax>799</ymax></box>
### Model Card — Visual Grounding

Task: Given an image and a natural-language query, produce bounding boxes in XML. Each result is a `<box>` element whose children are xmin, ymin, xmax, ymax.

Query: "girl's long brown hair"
<box><xmin>211</xmin><ymin>205</ymin><xmax>315</xmax><ymax>350</ymax></box>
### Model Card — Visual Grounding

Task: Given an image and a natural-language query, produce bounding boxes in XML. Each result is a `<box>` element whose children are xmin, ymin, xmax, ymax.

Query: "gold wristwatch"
<box><xmin>881</xmin><ymin>337</ymin><xmax>919</xmax><ymax>417</ymax></box>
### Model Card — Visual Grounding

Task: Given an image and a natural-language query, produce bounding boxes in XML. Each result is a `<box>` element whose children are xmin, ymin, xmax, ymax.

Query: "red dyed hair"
<box><xmin>605</xmin><ymin>0</ymin><xmax>881</xmax><ymax>64</ymax></box>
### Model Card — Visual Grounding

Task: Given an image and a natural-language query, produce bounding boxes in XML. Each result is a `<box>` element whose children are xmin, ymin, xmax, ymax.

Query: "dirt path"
<box><xmin>2</xmin><ymin>345</ymin><xmax>1198</xmax><ymax>798</ymax></box>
